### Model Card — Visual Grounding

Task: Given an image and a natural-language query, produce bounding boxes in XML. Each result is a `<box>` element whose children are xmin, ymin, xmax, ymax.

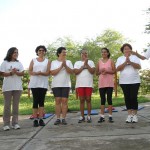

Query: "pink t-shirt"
<box><xmin>98</xmin><ymin>59</ymin><xmax>114</xmax><ymax>88</ymax></box>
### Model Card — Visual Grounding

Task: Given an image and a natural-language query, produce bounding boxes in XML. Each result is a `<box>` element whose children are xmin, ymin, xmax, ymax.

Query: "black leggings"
<box><xmin>120</xmin><ymin>83</ymin><xmax>140</xmax><ymax>110</ymax></box>
<box><xmin>99</xmin><ymin>87</ymin><xmax>113</xmax><ymax>105</ymax></box>
<box><xmin>31</xmin><ymin>88</ymin><xmax>47</xmax><ymax>108</ymax></box>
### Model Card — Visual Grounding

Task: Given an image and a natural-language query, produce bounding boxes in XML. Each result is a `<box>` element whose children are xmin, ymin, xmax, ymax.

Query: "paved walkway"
<box><xmin>0</xmin><ymin>102</ymin><xmax>150</xmax><ymax>150</ymax></box>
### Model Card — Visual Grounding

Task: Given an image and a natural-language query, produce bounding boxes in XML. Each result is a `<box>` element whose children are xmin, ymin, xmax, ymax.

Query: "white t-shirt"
<box><xmin>74</xmin><ymin>60</ymin><xmax>95</xmax><ymax>88</ymax></box>
<box><xmin>0</xmin><ymin>61</ymin><xmax>24</xmax><ymax>92</ymax></box>
<box><xmin>116</xmin><ymin>55</ymin><xmax>141</xmax><ymax>84</ymax></box>
<box><xmin>28</xmin><ymin>58</ymin><xmax>49</xmax><ymax>89</ymax></box>
<box><xmin>144</xmin><ymin>47</ymin><xmax>150</xmax><ymax>59</ymax></box>
<box><xmin>51</xmin><ymin>60</ymin><xmax>73</xmax><ymax>88</ymax></box>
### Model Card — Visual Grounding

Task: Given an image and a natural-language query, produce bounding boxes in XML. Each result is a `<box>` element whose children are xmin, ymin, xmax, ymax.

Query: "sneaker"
<box><xmin>3</xmin><ymin>126</ymin><xmax>10</xmax><ymax>131</ymax></box>
<box><xmin>54</xmin><ymin>119</ymin><xmax>61</xmax><ymax>125</ymax></box>
<box><xmin>109</xmin><ymin>117</ymin><xmax>114</xmax><ymax>123</ymax></box>
<box><xmin>126</xmin><ymin>115</ymin><xmax>132</xmax><ymax>123</ymax></box>
<box><xmin>33</xmin><ymin>120</ymin><xmax>39</xmax><ymax>127</ymax></box>
<box><xmin>87</xmin><ymin>116</ymin><xmax>92</xmax><ymax>123</ymax></box>
<box><xmin>39</xmin><ymin>119</ymin><xmax>45</xmax><ymax>126</ymax></box>
<box><xmin>78</xmin><ymin>116</ymin><xmax>85</xmax><ymax>123</ymax></box>
<box><xmin>62</xmin><ymin>119</ymin><xmax>67</xmax><ymax>125</ymax></box>
<box><xmin>12</xmin><ymin>124</ymin><xmax>20</xmax><ymax>129</ymax></box>
<box><xmin>98</xmin><ymin>117</ymin><xmax>105</xmax><ymax>123</ymax></box>
<box><xmin>132</xmin><ymin>115</ymin><xmax>138</xmax><ymax>123</ymax></box>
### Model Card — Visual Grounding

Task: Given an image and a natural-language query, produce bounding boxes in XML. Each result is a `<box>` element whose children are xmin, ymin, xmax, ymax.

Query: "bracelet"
<box><xmin>10</xmin><ymin>72</ymin><xmax>12</xmax><ymax>76</ymax></box>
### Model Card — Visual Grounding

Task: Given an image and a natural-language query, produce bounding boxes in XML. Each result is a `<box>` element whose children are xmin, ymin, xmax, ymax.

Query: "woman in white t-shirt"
<box><xmin>50</xmin><ymin>47</ymin><xmax>73</xmax><ymax>125</ymax></box>
<box><xmin>74</xmin><ymin>49</ymin><xmax>95</xmax><ymax>123</ymax></box>
<box><xmin>28</xmin><ymin>45</ymin><xmax>50</xmax><ymax>127</ymax></box>
<box><xmin>0</xmin><ymin>47</ymin><xmax>24</xmax><ymax>131</ymax></box>
<box><xmin>116</xmin><ymin>43</ymin><xmax>141</xmax><ymax>123</ymax></box>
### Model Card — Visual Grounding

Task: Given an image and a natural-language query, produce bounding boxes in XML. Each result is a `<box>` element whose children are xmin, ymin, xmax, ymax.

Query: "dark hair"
<box><xmin>80</xmin><ymin>48</ymin><xmax>87</xmax><ymax>54</ymax></box>
<box><xmin>56</xmin><ymin>47</ymin><xmax>66</xmax><ymax>57</ymax></box>
<box><xmin>35</xmin><ymin>45</ymin><xmax>47</xmax><ymax>56</ymax></box>
<box><xmin>4</xmin><ymin>47</ymin><xmax>18</xmax><ymax>62</ymax></box>
<box><xmin>120</xmin><ymin>43</ymin><xmax>132</xmax><ymax>53</ymax></box>
<box><xmin>101</xmin><ymin>47</ymin><xmax>110</xmax><ymax>58</ymax></box>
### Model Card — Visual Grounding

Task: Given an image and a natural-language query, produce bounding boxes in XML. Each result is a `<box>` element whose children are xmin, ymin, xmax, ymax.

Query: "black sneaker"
<box><xmin>87</xmin><ymin>116</ymin><xmax>92</xmax><ymax>123</ymax></box>
<box><xmin>98</xmin><ymin>117</ymin><xmax>105</xmax><ymax>123</ymax></box>
<box><xmin>62</xmin><ymin>119</ymin><xmax>67</xmax><ymax>125</ymax></box>
<box><xmin>78</xmin><ymin>116</ymin><xmax>85</xmax><ymax>123</ymax></box>
<box><xmin>108</xmin><ymin>117</ymin><xmax>114</xmax><ymax>123</ymax></box>
<box><xmin>33</xmin><ymin>120</ymin><xmax>39</xmax><ymax>127</ymax></box>
<box><xmin>39</xmin><ymin>119</ymin><xmax>45</xmax><ymax>126</ymax></box>
<box><xmin>54</xmin><ymin>119</ymin><xmax>61</xmax><ymax>125</ymax></box>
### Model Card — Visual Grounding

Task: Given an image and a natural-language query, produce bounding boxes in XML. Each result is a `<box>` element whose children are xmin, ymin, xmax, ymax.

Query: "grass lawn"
<box><xmin>0</xmin><ymin>93</ymin><xmax>149</xmax><ymax>116</ymax></box>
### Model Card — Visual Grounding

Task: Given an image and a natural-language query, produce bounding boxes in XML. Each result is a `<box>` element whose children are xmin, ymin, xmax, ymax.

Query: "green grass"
<box><xmin>0</xmin><ymin>93</ymin><xmax>149</xmax><ymax>116</ymax></box>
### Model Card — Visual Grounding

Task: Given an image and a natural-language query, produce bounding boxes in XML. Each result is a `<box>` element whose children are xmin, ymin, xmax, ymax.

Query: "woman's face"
<box><xmin>59</xmin><ymin>49</ymin><xmax>67</xmax><ymax>57</ymax></box>
<box><xmin>12</xmin><ymin>49</ymin><xmax>18</xmax><ymax>60</ymax></box>
<box><xmin>101</xmin><ymin>49</ymin><xmax>109</xmax><ymax>58</ymax></box>
<box><xmin>123</xmin><ymin>46</ymin><xmax>132</xmax><ymax>56</ymax></box>
<box><xmin>37</xmin><ymin>48</ymin><xmax>46</xmax><ymax>56</ymax></box>
<box><xmin>81</xmin><ymin>50</ymin><xmax>88</xmax><ymax>59</ymax></box>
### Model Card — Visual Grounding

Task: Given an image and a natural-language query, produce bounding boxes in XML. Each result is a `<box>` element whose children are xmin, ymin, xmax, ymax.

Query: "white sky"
<box><xmin>0</xmin><ymin>0</ymin><xmax>150</xmax><ymax>69</ymax></box>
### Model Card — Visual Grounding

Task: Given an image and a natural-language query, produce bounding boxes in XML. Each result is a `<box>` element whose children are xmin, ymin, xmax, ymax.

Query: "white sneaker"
<box><xmin>3</xmin><ymin>126</ymin><xmax>10</xmax><ymax>131</ymax></box>
<box><xmin>126</xmin><ymin>115</ymin><xmax>132</xmax><ymax>123</ymax></box>
<box><xmin>132</xmin><ymin>115</ymin><xmax>138</xmax><ymax>123</ymax></box>
<box><xmin>12</xmin><ymin>124</ymin><xmax>20</xmax><ymax>129</ymax></box>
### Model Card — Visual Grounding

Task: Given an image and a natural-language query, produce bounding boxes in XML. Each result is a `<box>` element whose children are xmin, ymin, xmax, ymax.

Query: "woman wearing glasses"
<box><xmin>28</xmin><ymin>45</ymin><xmax>50</xmax><ymax>127</ymax></box>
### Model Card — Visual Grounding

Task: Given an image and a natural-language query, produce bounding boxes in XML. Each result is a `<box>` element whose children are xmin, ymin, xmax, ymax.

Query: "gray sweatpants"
<box><xmin>3</xmin><ymin>90</ymin><xmax>22</xmax><ymax>126</ymax></box>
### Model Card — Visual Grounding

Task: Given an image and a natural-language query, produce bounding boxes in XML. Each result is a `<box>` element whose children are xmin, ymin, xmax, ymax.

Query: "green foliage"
<box><xmin>139</xmin><ymin>69</ymin><xmax>150</xmax><ymax>94</ymax></box>
<box><xmin>22</xmin><ymin>70</ymin><xmax>30</xmax><ymax>93</ymax></box>
<box><xmin>46</xmin><ymin>29</ymin><xmax>128</xmax><ymax>91</ymax></box>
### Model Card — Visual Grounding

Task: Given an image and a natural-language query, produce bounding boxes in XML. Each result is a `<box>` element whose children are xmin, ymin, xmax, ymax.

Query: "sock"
<box><xmin>100</xmin><ymin>114</ymin><xmax>105</xmax><ymax>118</ymax></box>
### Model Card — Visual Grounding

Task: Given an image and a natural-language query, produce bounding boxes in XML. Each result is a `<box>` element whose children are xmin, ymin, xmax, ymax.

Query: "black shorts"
<box><xmin>52</xmin><ymin>87</ymin><xmax>70</xmax><ymax>98</ymax></box>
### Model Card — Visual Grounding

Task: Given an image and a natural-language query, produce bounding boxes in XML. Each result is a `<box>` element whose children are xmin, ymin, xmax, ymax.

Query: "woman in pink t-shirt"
<box><xmin>96</xmin><ymin>48</ymin><xmax>116</xmax><ymax>123</ymax></box>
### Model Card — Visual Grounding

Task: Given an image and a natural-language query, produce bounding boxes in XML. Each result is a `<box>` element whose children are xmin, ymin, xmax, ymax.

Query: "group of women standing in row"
<box><xmin>0</xmin><ymin>43</ymin><xmax>149</xmax><ymax>131</ymax></box>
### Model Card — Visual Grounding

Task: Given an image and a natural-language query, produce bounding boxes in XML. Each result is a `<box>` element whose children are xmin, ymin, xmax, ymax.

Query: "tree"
<box><xmin>46</xmin><ymin>29</ymin><xmax>127</xmax><ymax>92</ymax></box>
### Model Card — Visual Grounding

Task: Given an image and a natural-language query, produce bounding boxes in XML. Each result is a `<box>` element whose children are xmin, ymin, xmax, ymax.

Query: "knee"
<box><xmin>86</xmin><ymin>98</ymin><xmax>91</xmax><ymax>103</ymax></box>
<box><xmin>80</xmin><ymin>98</ymin><xmax>85</xmax><ymax>104</ymax></box>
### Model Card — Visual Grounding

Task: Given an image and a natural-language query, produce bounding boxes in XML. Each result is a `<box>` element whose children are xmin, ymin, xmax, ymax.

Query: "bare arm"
<box><xmin>84</xmin><ymin>59</ymin><xmax>95</xmax><ymax>74</ymax></box>
<box><xmin>117</xmin><ymin>57</ymin><xmax>141</xmax><ymax>71</ymax></box>
<box><xmin>50</xmin><ymin>64</ymin><xmax>63</xmax><ymax>76</ymax></box>
<box><xmin>131</xmin><ymin>51</ymin><xmax>146</xmax><ymax>60</ymax></box>
<box><xmin>95</xmin><ymin>62</ymin><xmax>100</xmax><ymax>76</ymax></box>
<box><xmin>74</xmin><ymin>66</ymin><xmax>84</xmax><ymax>75</ymax></box>
<box><xmin>106</xmin><ymin>60</ymin><xmax>116</xmax><ymax>74</ymax></box>
<box><xmin>62</xmin><ymin>61</ymin><xmax>74</xmax><ymax>74</ymax></box>
<box><xmin>40</xmin><ymin>61</ymin><xmax>51</xmax><ymax>76</ymax></box>
<box><xmin>86</xmin><ymin>63</ymin><xmax>95</xmax><ymax>74</ymax></box>
<box><xmin>1</xmin><ymin>69</ymin><xmax>24</xmax><ymax>77</ymax></box>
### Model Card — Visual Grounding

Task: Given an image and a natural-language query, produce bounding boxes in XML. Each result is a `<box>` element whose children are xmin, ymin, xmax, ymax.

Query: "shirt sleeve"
<box><xmin>133</xmin><ymin>56</ymin><xmax>141</xmax><ymax>65</ymax></box>
<box><xmin>74</xmin><ymin>61</ymin><xmax>79</xmax><ymax>69</ymax></box>
<box><xmin>89</xmin><ymin>60</ymin><xmax>95</xmax><ymax>68</ymax></box>
<box><xmin>19</xmin><ymin>62</ymin><xmax>24</xmax><ymax>72</ymax></box>
<box><xmin>50</xmin><ymin>61</ymin><xmax>56</xmax><ymax>70</ymax></box>
<box><xmin>67</xmin><ymin>60</ymin><xmax>73</xmax><ymax>69</ymax></box>
<box><xmin>0</xmin><ymin>61</ymin><xmax>6</xmax><ymax>72</ymax></box>
<box><xmin>144</xmin><ymin>48</ymin><xmax>150</xmax><ymax>59</ymax></box>
<box><xmin>116</xmin><ymin>57</ymin><xmax>121</xmax><ymax>68</ymax></box>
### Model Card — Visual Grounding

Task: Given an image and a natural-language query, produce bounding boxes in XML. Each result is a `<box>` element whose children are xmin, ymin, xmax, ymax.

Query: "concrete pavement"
<box><xmin>0</xmin><ymin>102</ymin><xmax>150</xmax><ymax>150</ymax></box>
